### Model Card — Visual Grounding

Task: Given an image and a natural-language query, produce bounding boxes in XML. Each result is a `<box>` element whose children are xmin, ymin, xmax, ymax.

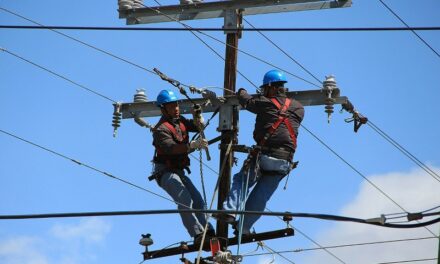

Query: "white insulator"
<box><xmin>118</xmin><ymin>0</ymin><xmax>133</xmax><ymax>10</ymax></box>
<box><xmin>132</xmin><ymin>0</ymin><xmax>144</xmax><ymax>8</ymax></box>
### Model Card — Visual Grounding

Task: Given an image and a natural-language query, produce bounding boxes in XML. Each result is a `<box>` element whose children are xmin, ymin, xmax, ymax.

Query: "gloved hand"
<box><xmin>189</xmin><ymin>137</ymin><xmax>208</xmax><ymax>150</ymax></box>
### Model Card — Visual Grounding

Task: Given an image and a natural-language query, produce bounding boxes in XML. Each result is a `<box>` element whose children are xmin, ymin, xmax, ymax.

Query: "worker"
<box><xmin>151</xmin><ymin>89</ymin><xmax>215</xmax><ymax>246</ymax></box>
<box><xmin>222</xmin><ymin>70</ymin><xmax>305</xmax><ymax>236</ymax></box>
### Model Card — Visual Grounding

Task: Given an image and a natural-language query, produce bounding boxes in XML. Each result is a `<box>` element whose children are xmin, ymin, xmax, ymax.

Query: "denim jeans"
<box><xmin>222</xmin><ymin>154</ymin><xmax>291</xmax><ymax>234</ymax></box>
<box><xmin>154</xmin><ymin>163</ymin><xmax>213</xmax><ymax>237</ymax></box>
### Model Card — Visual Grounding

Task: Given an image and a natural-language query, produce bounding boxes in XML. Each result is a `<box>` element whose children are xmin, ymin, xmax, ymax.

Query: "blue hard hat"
<box><xmin>156</xmin><ymin>89</ymin><xmax>178</xmax><ymax>107</ymax></box>
<box><xmin>261</xmin><ymin>70</ymin><xmax>287</xmax><ymax>88</ymax></box>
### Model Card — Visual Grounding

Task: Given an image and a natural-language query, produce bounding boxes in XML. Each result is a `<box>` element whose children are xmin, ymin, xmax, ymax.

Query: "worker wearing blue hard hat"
<box><xmin>221</xmin><ymin>70</ymin><xmax>305</xmax><ymax>237</ymax></box>
<box><xmin>150</xmin><ymin>89</ymin><xmax>214</xmax><ymax>248</ymax></box>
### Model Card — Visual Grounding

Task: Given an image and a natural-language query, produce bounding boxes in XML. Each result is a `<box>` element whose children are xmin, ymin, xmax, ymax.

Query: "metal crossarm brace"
<box><xmin>142</xmin><ymin>227</ymin><xmax>294</xmax><ymax>260</ymax></box>
<box><xmin>117</xmin><ymin>89</ymin><xmax>347</xmax><ymax>119</ymax></box>
<box><xmin>119</xmin><ymin>0</ymin><xmax>352</xmax><ymax>25</ymax></box>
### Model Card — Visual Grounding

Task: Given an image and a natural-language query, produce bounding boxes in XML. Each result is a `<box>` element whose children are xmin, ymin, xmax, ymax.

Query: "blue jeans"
<box><xmin>222</xmin><ymin>155</ymin><xmax>291</xmax><ymax>234</ymax></box>
<box><xmin>154</xmin><ymin>163</ymin><xmax>213</xmax><ymax>237</ymax></box>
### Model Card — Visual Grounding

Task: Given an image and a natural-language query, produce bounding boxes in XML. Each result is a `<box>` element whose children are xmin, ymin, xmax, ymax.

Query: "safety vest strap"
<box><xmin>259</xmin><ymin>98</ymin><xmax>297</xmax><ymax>147</ymax></box>
<box><xmin>161</xmin><ymin>121</ymin><xmax>188</xmax><ymax>143</ymax></box>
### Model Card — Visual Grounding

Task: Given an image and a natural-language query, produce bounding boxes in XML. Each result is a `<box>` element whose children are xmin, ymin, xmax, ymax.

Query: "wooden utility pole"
<box><xmin>216</xmin><ymin>9</ymin><xmax>242</xmax><ymax>243</ymax></box>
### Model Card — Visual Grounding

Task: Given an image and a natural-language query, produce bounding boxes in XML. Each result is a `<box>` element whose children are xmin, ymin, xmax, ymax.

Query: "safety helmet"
<box><xmin>156</xmin><ymin>89</ymin><xmax>178</xmax><ymax>107</ymax></box>
<box><xmin>261</xmin><ymin>70</ymin><xmax>287</xmax><ymax>88</ymax></box>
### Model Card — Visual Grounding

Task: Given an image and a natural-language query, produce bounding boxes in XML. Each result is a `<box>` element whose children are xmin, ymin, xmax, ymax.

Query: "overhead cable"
<box><xmin>2</xmin><ymin>25</ymin><xmax>440</xmax><ymax>32</ymax></box>
<box><xmin>376</xmin><ymin>258</ymin><xmax>438</xmax><ymax>264</ymax></box>
<box><xmin>378</xmin><ymin>0</ymin><xmax>440</xmax><ymax>59</ymax></box>
<box><xmin>300</xmin><ymin>124</ymin><xmax>437</xmax><ymax>237</ymax></box>
<box><xmin>0</xmin><ymin>128</ymin><xmax>192</xmax><ymax>209</ymax></box>
<box><xmin>258</xmin><ymin>241</ymin><xmax>295</xmax><ymax>264</ymax></box>
<box><xmin>1</xmin><ymin>47</ymin><xmax>116</xmax><ymax>103</ymax></box>
<box><xmin>141</xmin><ymin>1</ymin><xmax>317</xmax><ymax>88</ymax></box>
<box><xmin>0</xmin><ymin>7</ymin><xmax>157</xmax><ymax>76</ymax></box>
<box><xmin>1</xmin><ymin>209</ymin><xmax>439</xmax><ymax>229</ymax></box>
<box><xmin>243</xmin><ymin>17</ymin><xmax>322</xmax><ymax>85</ymax></box>
<box><xmin>242</xmin><ymin>236</ymin><xmax>437</xmax><ymax>257</ymax></box>
<box><xmin>367</xmin><ymin>120</ymin><xmax>440</xmax><ymax>183</ymax></box>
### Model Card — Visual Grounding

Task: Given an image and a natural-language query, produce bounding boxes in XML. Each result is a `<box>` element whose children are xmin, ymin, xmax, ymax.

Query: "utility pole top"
<box><xmin>118</xmin><ymin>0</ymin><xmax>352</xmax><ymax>25</ymax></box>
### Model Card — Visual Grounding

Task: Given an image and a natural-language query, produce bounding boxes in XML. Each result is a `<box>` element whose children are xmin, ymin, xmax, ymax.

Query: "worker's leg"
<box><xmin>223</xmin><ymin>160</ymin><xmax>259</xmax><ymax>215</ymax></box>
<box><xmin>241</xmin><ymin>155</ymin><xmax>291</xmax><ymax>234</ymax></box>
<box><xmin>159</xmin><ymin>170</ymin><xmax>205</xmax><ymax>237</ymax></box>
<box><xmin>181</xmin><ymin>175</ymin><xmax>214</xmax><ymax>233</ymax></box>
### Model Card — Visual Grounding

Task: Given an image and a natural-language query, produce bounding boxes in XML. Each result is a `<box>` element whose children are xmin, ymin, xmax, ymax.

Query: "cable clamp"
<box><xmin>366</xmin><ymin>214</ymin><xmax>386</xmax><ymax>225</ymax></box>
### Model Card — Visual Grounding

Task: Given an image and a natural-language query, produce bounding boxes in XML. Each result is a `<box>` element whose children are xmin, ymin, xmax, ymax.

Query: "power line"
<box><xmin>259</xmin><ymin>241</ymin><xmax>296</xmax><ymax>264</ymax></box>
<box><xmin>300</xmin><ymin>124</ymin><xmax>438</xmax><ymax>237</ymax></box>
<box><xmin>1</xmin><ymin>47</ymin><xmax>116</xmax><ymax>103</ymax></box>
<box><xmin>3</xmin><ymin>25</ymin><xmax>440</xmax><ymax>32</ymax></box>
<box><xmin>242</xmin><ymin>236</ymin><xmax>437</xmax><ymax>257</ymax></box>
<box><xmin>378</xmin><ymin>0</ymin><xmax>440</xmax><ymax>59</ymax></box>
<box><xmin>0</xmin><ymin>128</ymin><xmax>192</xmax><ymax>209</ymax></box>
<box><xmin>1</xmin><ymin>208</ymin><xmax>439</xmax><ymax>227</ymax></box>
<box><xmin>366</xmin><ymin>119</ymin><xmax>440</xmax><ymax>183</ymax></box>
<box><xmin>293</xmin><ymin>226</ymin><xmax>347</xmax><ymax>264</ymax></box>
<box><xmin>0</xmin><ymin>7</ymin><xmax>158</xmax><ymax>76</ymax></box>
<box><xmin>138</xmin><ymin>2</ymin><xmax>319</xmax><ymax>89</ymax></box>
<box><xmin>377</xmin><ymin>258</ymin><xmax>438</xmax><ymax>264</ymax></box>
<box><xmin>243</xmin><ymin>17</ymin><xmax>322</xmax><ymax>89</ymax></box>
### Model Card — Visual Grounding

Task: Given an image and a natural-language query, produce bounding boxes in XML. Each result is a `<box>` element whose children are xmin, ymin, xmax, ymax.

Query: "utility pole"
<box><xmin>216</xmin><ymin>8</ymin><xmax>242</xmax><ymax>244</ymax></box>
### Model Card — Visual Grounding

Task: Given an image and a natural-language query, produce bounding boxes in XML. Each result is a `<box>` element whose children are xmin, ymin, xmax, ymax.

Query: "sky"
<box><xmin>1</xmin><ymin>0</ymin><xmax>439</xmax><ymax>263</ymax></box>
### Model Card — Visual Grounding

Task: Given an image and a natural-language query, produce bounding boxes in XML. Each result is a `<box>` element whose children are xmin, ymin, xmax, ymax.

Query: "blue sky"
<box><xmin>1</xmin><ymin>0</ymin><xmax>439</xmax><ymax>263</ymax></box>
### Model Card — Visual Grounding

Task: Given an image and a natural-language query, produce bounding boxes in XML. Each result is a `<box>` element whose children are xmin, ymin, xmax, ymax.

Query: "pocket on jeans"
<box><xmin>259</xmin><ymin>155</ymin><xmax>290</xmax><ymax>175</ymax></box>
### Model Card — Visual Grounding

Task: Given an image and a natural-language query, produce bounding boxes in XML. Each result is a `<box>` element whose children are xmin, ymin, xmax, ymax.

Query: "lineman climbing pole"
<box><xmin>114</xmin><ymin>0</ymin><xmax>357</xmax><ymax>262</ymax></box>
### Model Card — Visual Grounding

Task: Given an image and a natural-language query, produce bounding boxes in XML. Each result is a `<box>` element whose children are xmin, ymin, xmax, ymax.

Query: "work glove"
<box><xmin>189</xmin><ymin>137</ymin><xmax>208</xmax><ymax>150</ymax></box>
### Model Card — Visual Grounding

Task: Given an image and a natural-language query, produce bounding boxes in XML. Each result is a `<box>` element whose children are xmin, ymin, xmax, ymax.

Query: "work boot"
<box><xmin>180</xmin><ymin>0</ymin><xmax>193</xmax><ymax>4</ymax></box>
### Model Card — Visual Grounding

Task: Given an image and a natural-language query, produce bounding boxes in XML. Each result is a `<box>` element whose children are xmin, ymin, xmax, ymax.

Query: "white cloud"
<box><xmin>0</xmin><ymin>218</ymin><xmax>111</xmax><ymax>264</ymax></box>
<box><xmin>50</xmin><ymin>218</ymin><xmax>111</xmax><ymax>244</ymax></box>
<box><xmin>0</xmin><ymin>237</ymin><xmax>48</xmax><ymax>264</ymax></box>
<box><xmin>302</xmin><ymin>167</ymin><xmax>440</xmax><ymax>264</ymax></box>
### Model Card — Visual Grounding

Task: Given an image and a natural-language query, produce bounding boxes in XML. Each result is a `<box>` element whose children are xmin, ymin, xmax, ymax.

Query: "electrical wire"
<box><xmin>1</xmin><ymin>209</ymin><xmax>439</xmax><ymax>228</ymax></box>
<box><xmin>290</xmin><ymin>224</ymin><xmax>347</xmax><ymax>264</ymax></box>
<box><xmin>376</xmin><ymin>258</ymin><xmax>438</xmax><ymax>264</ymax></box>
<box><xmin>366</xmin><ymin>120</ymin><xmax>440</xmax><ymax>182</ymax></box>
<box><xmin>0</xmin><ymin>128</ymin><xmax>193</xmax><ymax>210</ymax></box>
<box><xmin>378</xmin><ymin>0</ymin><xmax>440</xmax><ymax>59</ymax></box>
<box><xmin>243</xmin><ymin>17</ymin><xmax>322</xmax><ymax>85</ymax></box>
<box><xmin>0</xmin><ymin>7</ymin><xmax>158</xmax><ymax>76</ymax></box>
<box><xmin>242</xmin><ymin>236</ymin><xmax>437</xmax><ymax>257</ymax></box>
<box><xmin>300</xmin><ymin>124</ymin><xmax>437</xmax><ymax>237</ymax></box>
<box><xmin>1</xmin><ymin>47</ymin><xmax>116</xmax><ymax>103</ymax></box>
<box><xmin>2</xmin><ymin>25</ymin><xmax>440</xmax><ymax>32</ymax></box>
<box><xmin>140</xmin><ymin>1</ymin><xmax>259</xmax><ymax>90</ymax></box>
<box><xmin>259</xmin><ymin>241</ymin><xmax>295</xmax><ymax>264</ymax></box>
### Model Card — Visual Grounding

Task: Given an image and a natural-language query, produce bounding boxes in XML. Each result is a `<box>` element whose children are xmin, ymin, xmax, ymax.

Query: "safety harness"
<box><xmin>259</xmin><ymin>97</ymin><xmax>297</xmax><ymax>149</ymax></box>
<box><xmin>153</xmin><ymin>119</ymin><xmax>190</xmax><ymax>171</ymax></box>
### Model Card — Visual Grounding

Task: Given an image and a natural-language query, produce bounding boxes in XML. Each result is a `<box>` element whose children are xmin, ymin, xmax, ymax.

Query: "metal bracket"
<box><xmin>218</xmin><ymin>105</ymin><xmax>234</xmax><ymax>131</ymax></box>
<box><xmin>223</xmin><ymin>9</ymin><xmax>243</xmax><ymax>36</ymax></box>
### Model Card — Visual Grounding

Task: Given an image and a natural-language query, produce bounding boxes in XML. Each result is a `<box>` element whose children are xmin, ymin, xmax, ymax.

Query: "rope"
<box><xmin>236</xmin><ymin>166</ymin><xmax>250</xmax><ymax>255</ymax></box>
<box><xmin>199</xmin><ymin>149</ymin><xmax>208</xmax><ymax>209</ymax></box>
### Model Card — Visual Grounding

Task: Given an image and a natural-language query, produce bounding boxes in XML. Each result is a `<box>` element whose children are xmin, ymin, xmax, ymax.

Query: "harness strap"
<box><xmin>259</xmin><ymin>98</ymin><xmax>297</xmax><ymax>148</ymax></box>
